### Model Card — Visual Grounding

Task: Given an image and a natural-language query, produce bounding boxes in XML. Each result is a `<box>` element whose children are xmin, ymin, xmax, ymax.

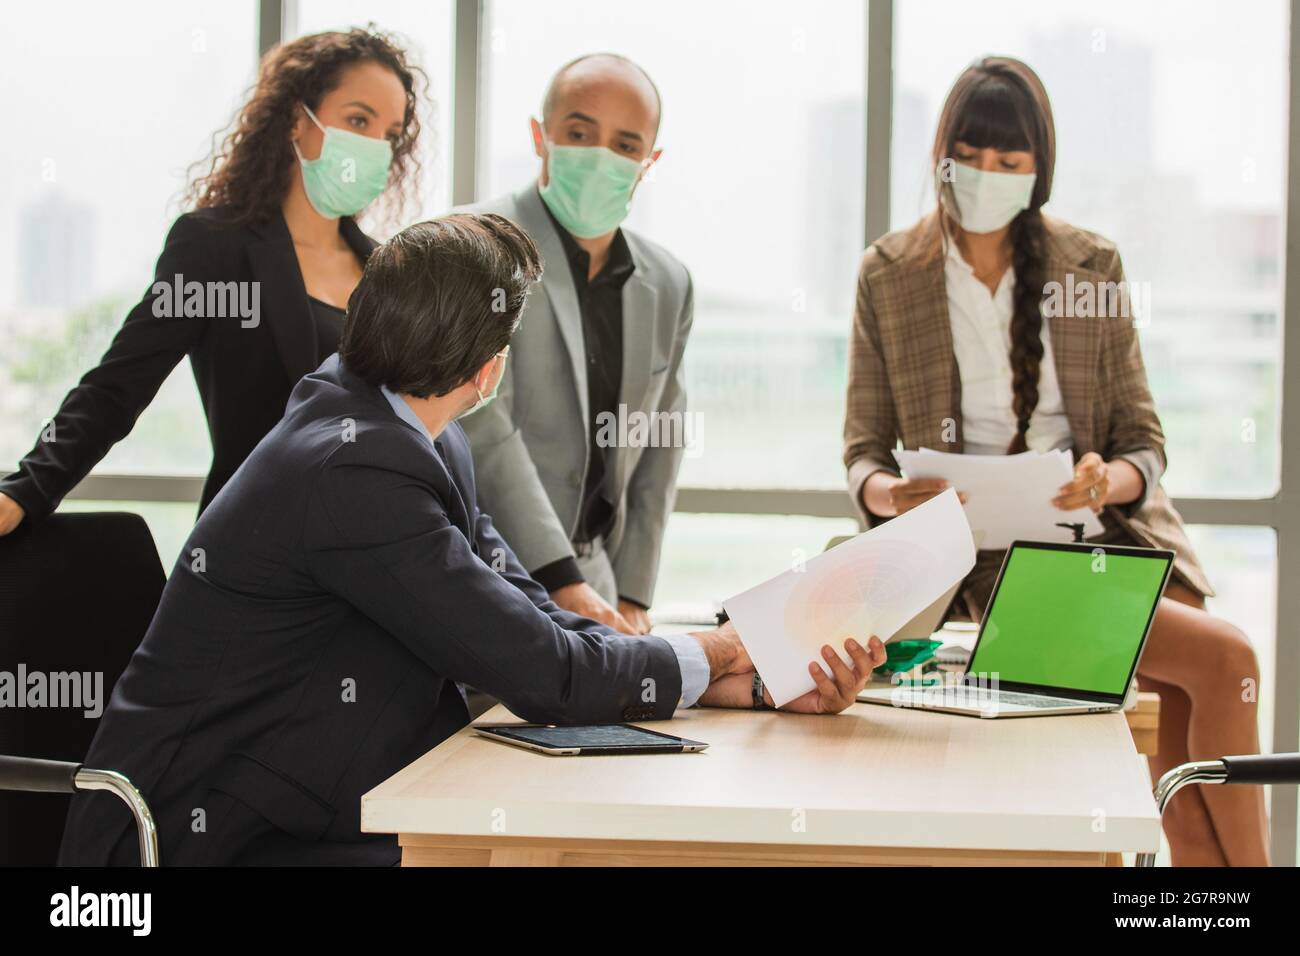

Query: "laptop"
<box><xmin>858</xmin><ymin>540</ymin><xmax>1174</xmax><ymax>718</ymax></box>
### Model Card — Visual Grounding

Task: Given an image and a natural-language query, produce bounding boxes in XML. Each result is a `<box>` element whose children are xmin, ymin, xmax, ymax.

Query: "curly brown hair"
<box><xmin>184</xmin><ymin>27</ymin><xmax>427</xmax><ymax>227</ymax></box>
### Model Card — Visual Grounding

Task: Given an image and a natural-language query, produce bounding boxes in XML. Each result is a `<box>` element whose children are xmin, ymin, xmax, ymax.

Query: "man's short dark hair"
<box><xmin>341</xmin><ymin>213</ymin><xmax>542</xmax><ymax>398</ymax></box>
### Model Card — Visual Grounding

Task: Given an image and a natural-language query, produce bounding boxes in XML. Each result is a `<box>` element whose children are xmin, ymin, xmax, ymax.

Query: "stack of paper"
<box><xmin>892</xmin><ymin>447</ymin><xmax>1103</xmax><ymax>551</ymax></box>
<box><xmin>723</xmin><ymin>489</ymin><xmax>975</xmax><ymax>707</ymax></box>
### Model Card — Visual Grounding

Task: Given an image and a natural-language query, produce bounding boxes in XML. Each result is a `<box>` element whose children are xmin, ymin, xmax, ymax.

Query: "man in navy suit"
<box><xmin>59</xmin><ymin>214</ymin><xmax>882</xmax><ymax>866</ymax></box>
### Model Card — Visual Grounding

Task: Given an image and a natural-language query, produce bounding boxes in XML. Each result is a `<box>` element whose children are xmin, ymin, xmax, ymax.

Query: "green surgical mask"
<box><xmin>539</xmin><ymin>143</ymin><xmax>645</xmax><ymax>238</ymax></box>
<box><xmin>293</xmin><ymin>104</ymin><xmax>393</xmax><ymax>219</ymax></box>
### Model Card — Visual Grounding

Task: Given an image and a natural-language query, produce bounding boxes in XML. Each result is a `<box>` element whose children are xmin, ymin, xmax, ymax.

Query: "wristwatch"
<box><xmin>752</xmin><ymin>672</ymin><xmax>771</xmax><ymax>709</ymax></box>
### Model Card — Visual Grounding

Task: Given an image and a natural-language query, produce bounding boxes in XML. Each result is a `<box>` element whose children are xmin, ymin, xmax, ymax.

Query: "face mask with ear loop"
<box><xmin>293</xmin><ymin>103</ymin><xmax>394</xmax><ymax>219</ymax></box>
<box><xmin>458</xmin><ymin>347</ymin><xmax>510</xmax><ymax>419</ymax></box>
<box><xmin>936</xmin><ymin>160</ymin><xmax>1037</xmax><ymax>234</ymax></box>
<box><xmin>539</xmin><ymin>137</ymin><xmax>648</xmax><ymax>239</ymax></box>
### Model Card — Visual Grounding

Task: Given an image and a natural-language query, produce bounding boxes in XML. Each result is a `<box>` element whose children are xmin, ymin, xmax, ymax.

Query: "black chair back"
<box><xmin>0</xmin><ymin>512</ymin><xmax>165</xmax><ymax>865</ymax></box>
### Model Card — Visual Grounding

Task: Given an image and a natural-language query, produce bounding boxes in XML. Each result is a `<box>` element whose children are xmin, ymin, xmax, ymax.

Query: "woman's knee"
<box><xmin>1190</xmin><ymin>617</ymin><xmax>1259</xmax><ymax>698</ymax></box>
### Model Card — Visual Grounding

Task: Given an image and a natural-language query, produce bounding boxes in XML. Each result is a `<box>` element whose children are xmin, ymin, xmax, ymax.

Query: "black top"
<box><xmin>308</xmin><ymin>296</ymin><xmax>347</xmax><ymax>356</ymax></box>
<box><xmin>531</xmin><ymin>199</ymin><xmax>637</xmax><ymax>600</ymax></box>
<box><xmin>0</xmin><ymin>207</ymin><xmax>376</xmax><ymax>521</ymax></box>
<box><xmin>57</xmin><ymin>354</ymin><xmax>682</xmax><ymax>866</ymax></box>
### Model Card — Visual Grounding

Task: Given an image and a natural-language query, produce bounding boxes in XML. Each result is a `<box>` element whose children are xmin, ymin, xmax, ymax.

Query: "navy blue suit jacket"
<box><xmin>59</xmin><ymin>355</ymin><xmax>683</xmax><ymax>866</ymax></box>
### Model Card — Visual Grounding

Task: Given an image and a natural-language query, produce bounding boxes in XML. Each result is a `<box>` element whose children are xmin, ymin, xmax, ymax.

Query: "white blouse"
<box><xmin>944</xmin><ymin>240</ymin><xmax>1073</xmax><ymax>456</ymax></box>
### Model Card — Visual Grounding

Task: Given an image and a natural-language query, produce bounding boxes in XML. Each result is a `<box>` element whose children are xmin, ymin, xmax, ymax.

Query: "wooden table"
<box><xmin>361</xmin><ymin>696</ymin><xmax>1163</xmax><ymax>867</ymax></box>
<box><xmin>1126</xmin><ymin>691</ymin><xmax>1160</xmax><ymax>756</ymax></box>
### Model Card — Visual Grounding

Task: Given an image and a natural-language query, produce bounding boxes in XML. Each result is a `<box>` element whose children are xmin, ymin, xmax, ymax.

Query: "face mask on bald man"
<box><xmin>538</xmin><ymin>138</ymin><xmax>647</xmax><ymax>238</ymax></box>
<box><xmin>531</xmin><ymin>53</ymin><xmax>663</xmax><ymax>240</ymax></box>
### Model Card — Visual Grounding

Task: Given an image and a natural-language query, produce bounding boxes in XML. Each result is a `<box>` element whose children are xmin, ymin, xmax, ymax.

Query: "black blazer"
<box><xmin>58</xmin><ymin>355</ymin><xmax>684</xmax><ymax>867</ymax></box>
<box><xmin>0</xmin><ymin>207</ymin><xmax>377</xmax><ymax>520</ymax></box>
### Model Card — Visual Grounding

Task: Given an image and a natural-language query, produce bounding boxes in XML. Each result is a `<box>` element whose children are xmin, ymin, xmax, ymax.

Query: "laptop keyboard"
<box><xmin>990</xmin><ymin>691</ymin><xmax>1086</xmax><ymax>708</ymax></box>
<box><xmin>936</xmin><ymin>688</ymin><xmax>1089</xmax><ymax>708</ymax></box>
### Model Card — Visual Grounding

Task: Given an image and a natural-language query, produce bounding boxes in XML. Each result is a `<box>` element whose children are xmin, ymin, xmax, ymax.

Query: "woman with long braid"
<box><xmin>843</xmin><ymin>57</ymin><xmax>1268</xmax><ymax>865</ymax></box>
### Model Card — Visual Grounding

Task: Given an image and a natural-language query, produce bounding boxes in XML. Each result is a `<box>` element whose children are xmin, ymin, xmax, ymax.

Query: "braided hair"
<box><xmin>1006</xmin><ymin>209</ymin><xmax>1049</xmax><ymax>452</ymax></box>
<box><xmin>929</xmin><ymin>57</ymin><xmax>1057</xmax><ymax>453</ymax></box>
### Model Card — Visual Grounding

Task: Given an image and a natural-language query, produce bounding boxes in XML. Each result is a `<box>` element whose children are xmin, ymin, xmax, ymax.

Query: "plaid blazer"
<box><xmin>843</xmin><ymin>212</ymin><xmax>1212</xmax><ymax>610</ymax></box>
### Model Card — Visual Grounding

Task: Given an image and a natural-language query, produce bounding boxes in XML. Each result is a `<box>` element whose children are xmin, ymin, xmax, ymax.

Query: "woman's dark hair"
<box><xmin>928</xmin><ymin>56</ymin><xmax>1056</xmax><ymax>454</ymax></box>
<box><xmin>184</xmin><ymin>27</ymin><xmax>426</xmax><ymax>226</ymax></box>
<box><xmin>340</xmin><ymin>213</ymin><xmax>543</xmax><ymax>398</ymax></box>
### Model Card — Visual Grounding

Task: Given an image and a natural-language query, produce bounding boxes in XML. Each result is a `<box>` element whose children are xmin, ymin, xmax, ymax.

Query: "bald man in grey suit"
<box><xmin>462</xmin><ymin>54</ymin><xmax>692</xmax><ymax>636</ymax></box>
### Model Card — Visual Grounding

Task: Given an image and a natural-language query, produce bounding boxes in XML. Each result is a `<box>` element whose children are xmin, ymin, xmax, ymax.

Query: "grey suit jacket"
<box><xmin>459</xmin><ymin>186</ymin><xmax>694</xmax><ymax>607</ymax></box>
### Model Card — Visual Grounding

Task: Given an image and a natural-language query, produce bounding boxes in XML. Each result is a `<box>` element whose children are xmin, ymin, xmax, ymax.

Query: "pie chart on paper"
<box><xmin>783</xmin><ymin>539</ymin><xmax>931</xmax><ymax>651</ymax></box>
<box><xmin>724</xmin><ymin>489</ymin><xmax>976</xmax><ymax>707</ymax></box>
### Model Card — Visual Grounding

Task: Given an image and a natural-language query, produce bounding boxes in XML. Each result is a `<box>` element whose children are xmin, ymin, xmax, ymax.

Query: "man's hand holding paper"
<box><xmin>697</xmin><ymin>636</ymin><xmax>886</xmax><ymax>713</ymax></box>
<box><xmin>722</xmin><ymin>489</ymin><xmax>977</xmax><ymax>707</ymax></box>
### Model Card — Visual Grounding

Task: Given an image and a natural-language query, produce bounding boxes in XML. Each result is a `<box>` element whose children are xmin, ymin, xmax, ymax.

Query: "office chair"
<box><xmin>0</xmin><ymin>511</ymin><xmax>166</xmax><ymax>865</ymax></box>
<box><xmin>0</xmin><ymin>755</ymin><xmax>158</xmax><ymax>866</ymax></box>
<box><xmin>1136</xmin><ymin>752</ymin><xmax>1300</xmax><ymax>867</ymax></box>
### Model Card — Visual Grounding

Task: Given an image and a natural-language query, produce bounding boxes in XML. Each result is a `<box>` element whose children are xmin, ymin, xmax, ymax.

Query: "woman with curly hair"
<box><xmin>0</xmin><ymin>28</ymin><xmax>427</xmax><ymax>532</ymax></box>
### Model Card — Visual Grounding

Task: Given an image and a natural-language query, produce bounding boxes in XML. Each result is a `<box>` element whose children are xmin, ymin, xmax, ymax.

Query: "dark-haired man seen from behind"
<box><xmin>60</xmin><ymin>214</ymin><xmax>883</xmax><ymax>867</ymax></box>
<box><xmin>463</xmin><ymin>53</ymin><xmax>689</xmax><ymax>635</ymax></box>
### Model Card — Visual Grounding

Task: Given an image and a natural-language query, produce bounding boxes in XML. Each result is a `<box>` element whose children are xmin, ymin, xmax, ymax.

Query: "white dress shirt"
<box><xmin>944</xmin><ymin>240</ymin><xmax>1074</xmax><ymax>456</ymax></box>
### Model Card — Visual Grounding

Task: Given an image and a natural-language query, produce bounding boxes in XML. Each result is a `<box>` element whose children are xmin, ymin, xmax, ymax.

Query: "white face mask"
<box><xmin>939</xmin><ymin>162</ymin><xmax>1037</xmax><ymax>233</ymax></box>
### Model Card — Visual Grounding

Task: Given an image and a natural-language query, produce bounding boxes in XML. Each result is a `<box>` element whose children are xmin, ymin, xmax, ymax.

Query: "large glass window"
<box><xmin>654</xmin><ymin>513</ymin><xmax>860</xmax><ymax>610</ymax></box>
<box><xmin>482</xmin><ymin>0</ymin><xmax>866</xmax><ymax>489</ymax></box>
<box><xmin>892</xmin><ymin>0</ymin><xmax>1287</xmax><ymax>498</ymax></box>
<box><xmin>0</xmin><ymin>1</ymin><xmax>259</xmax><ymax>477</ymax></box>
<box><xmin>292</xmin><ymin>0</ymin><xmax>455</xmax><ymax>228</ymax></box>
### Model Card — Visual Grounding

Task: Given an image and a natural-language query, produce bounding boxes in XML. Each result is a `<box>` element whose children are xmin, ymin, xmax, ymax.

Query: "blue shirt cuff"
<box><xmin>659</xmin><ymin>634</ymin><xmax>710</xmax><ymax>708</ymax></box>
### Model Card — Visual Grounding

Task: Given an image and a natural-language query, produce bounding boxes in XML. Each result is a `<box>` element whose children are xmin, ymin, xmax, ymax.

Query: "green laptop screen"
<box><xmin>970</xmin><ymin>547</ymin><xmax>1170</xmax><ymax>696</ymax></box>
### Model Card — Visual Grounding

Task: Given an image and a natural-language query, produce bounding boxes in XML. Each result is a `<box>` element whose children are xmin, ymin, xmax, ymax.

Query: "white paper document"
<box><xmin>722</xmin><ymin>489</ymin><xmax>976</xmax><ymax>707</ymax></box>
<box><xmin>892</xmin><ymin>447</ymin><xmax>1104</xmax><ymax>551</ymax></box>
